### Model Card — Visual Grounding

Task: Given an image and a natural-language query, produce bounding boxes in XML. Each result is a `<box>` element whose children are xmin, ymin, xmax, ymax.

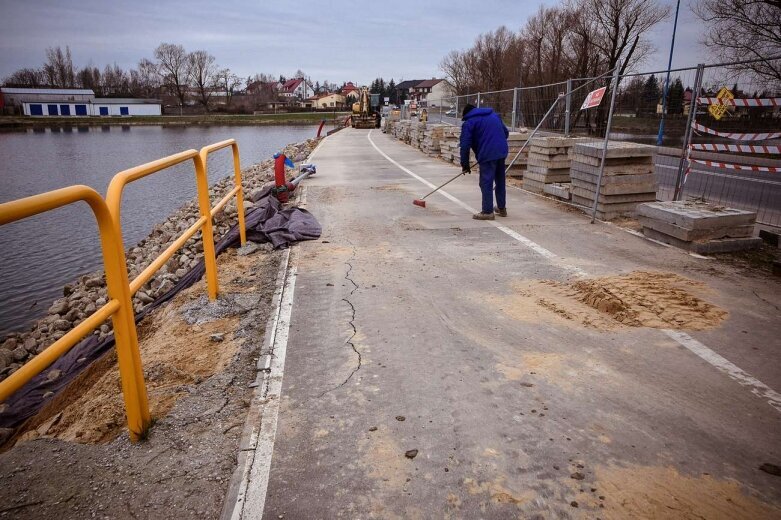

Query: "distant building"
<box><xmin>340</xmin><ymin>82</ymin><xmax>360</xmax><ymax>104</ymax></box>
<box><xmin>280</xmin><ymin>78</ymin><xmax>308</xmax><ymax>99</ymax></box>
<box><xmin>395</xmin><ymin>80</ymin><xmax>423</xmax><ymax>102</ymax></box>
<box><xmin>413</xmin><ymin>79</ymin><xmax>454</xmax><ymax>107</ymax></box>
<box><xmin>309</xmin><ymin>92</ymin><xmax>346</xmax><ymax>109</ymax></box>
<box><xmin>0</xmin><ymin>87</ymin><xmax>161</xmax><ymax>116</ymax></box>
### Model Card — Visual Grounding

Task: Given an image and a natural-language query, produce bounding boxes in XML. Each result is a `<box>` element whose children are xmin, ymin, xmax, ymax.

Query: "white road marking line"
<box><xmin>663</xmin><ymin>329</ymin><xmax>781</xmax><ymax>412</ymax></box>
<box><xmin>232</xmin><ymin>247</ymin><xmax>299</xmax><ymax>519</ymax></box>
<box><xmin>367</xmin><ymin>130</ymin><xmax>588</xmax><ymax>278</ymax></box>
<box><xmin>368</xmin><ymin>130</ymin><xmax>781</xmax><ymax>414</ymax></box>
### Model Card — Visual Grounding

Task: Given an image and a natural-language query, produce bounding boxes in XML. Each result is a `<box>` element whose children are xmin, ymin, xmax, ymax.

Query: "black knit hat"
<box><xmin>462</xmin><ymin>103</ymin><xmax>476</xmax><ymax>118</ymax></box>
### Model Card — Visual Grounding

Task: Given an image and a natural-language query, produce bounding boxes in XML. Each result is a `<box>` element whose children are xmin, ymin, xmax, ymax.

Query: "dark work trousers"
<box><xmin>478</xmin><ymin>159</ymin><xmax>506</xmax><ymax>214</ymax></box>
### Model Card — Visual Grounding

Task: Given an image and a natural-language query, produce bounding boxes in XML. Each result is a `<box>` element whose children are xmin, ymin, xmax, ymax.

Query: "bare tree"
<box><xmin>155</xmin><ymin>43</ymin><xmax>191</xmax><ymax>108</ymax></box>
<box><xmin>3</xmin><ymin>68</ymin><xmax>46</xmax><ymax>87</ymax></box>
<box><xmin>694</xmin><ymin>0</ymin><xmax>781</xmax><ymax>81</ymax></box>
<box><xmin>581</xmin><ymin>0</ymin><xmax>670</xmax><ymax>76</ymax></box>
<box><xmin>189</xmin><ymin>50</ymin><xmax>218</xmax><ymax>107</ymax></box>
<box><xmin>102</xmin><ymin>63</ymin><xmax>130</xmax><ymax>96</ymax></box>
<box><xmin>129</xmin><ymin>58</ymin><xmax>161</xmax><ymax>98</ymax></box>
<box><xmin>77</xmin><ymin>65</ymin><xmax>102</xmax><ymax>94</ymax></box>
<box><xmin>43</xmin><ymin>46</ymin><xmax>76</xmax><ymax>87</ymax></box>
<box><xmin>440</xmin><ymin>50</ymin><xmax>474</xmax><ymax>94</ymax></box>
<box><xmin>215</xmin><ymin>68</ymin><xmax>242</xmax><ymax>106</ymax></box>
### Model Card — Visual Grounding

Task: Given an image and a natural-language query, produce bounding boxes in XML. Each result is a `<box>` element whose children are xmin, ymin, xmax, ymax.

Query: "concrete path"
<box><xmin>252</xmin><ymin>129</ymin><xmax>781</xmax><ymax>518</ymax></box>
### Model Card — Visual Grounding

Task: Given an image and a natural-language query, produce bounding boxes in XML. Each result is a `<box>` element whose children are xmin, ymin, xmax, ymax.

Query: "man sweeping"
<box><xmin>460</xmin><ymin>103</ymin><xmax>509</xmax><ymax>220</ymax></box>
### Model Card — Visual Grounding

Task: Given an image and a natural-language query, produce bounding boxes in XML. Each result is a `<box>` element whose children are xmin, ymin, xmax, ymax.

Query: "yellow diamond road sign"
<box><xmin>708</xmin><ymin>86</ymin><xmax>733</xmax><ymax>120</ymax></box>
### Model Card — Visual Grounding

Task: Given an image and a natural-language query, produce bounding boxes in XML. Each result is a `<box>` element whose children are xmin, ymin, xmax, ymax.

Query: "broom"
<box><xmin>413</xmin><ymin>163</ymin><xmax>475</xmax><ymax>208</ymax></box>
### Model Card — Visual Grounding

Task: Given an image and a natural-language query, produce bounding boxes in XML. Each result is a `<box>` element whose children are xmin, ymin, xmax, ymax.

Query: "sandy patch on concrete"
<box><xmin>463</xmin><ymin>476</ymin><xmax>536</xmax><ymax>506</ymax></box>
<box><xmin>588</xmin><ymin>464</ymin><xmax>781</xmax><ymax>519</ymax></box>
<box><xmin>500</xmin><ymin>271</ymin><xmax>727</xmax><ymax>332</ymax></box>
<box><xmin>567</xmin><ymin>271</ymin><xmax>727</xmax><ymax>330</ymax></box>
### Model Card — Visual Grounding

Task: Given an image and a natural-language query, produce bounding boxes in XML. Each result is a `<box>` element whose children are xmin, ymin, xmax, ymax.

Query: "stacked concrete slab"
<box><xmin>571</xmin><ymin>141</ymin><xmax>657</xmax><ymax>219</ymax></box>
<box><xmin>505</xmin><ymin>132</ymin><xmax>531</xmax><ymax>178</ymax></box>
<box><xmin>523</xmin><ymin>136</ymin><xmax>581</xmax><ymax>193</ymax></box>
<box><xmin>421</xmin><ymin>124</ymin><xmax>445</xmax><ymax>156</ymax></box>
<box><xmin>439</xmin><ymin>126</ymin><xmax>461</xmax><ymax>163</ymax></box>
<box><xmin>637</xmin><ymin>201</ymin><xmax>760</xmax><ymax>253</ymax></box>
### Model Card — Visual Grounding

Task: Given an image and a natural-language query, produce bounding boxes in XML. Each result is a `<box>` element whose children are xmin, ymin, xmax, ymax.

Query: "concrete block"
<box><xmin>528</xmin><ymin>156</ymin><xmax>570</xmax><ymax>169</ymax></box>
<box><xmin>573</xmin><ymin>154</ymin><xmax>653</xmax><ymax>168</ymax></box>
<box><xmin>641</xmin><ymin>227</ymin><xmax>762</xmax><ymax>253</ymax></box>
<box><xmin>571</xmin><ymin>186</ymin><xmax>656</xmax><ymax>204</ymax></box>
<box><xmin>570</xmin><ymin>160</ymin><xmax>654</xmax><ymax>176</ymax></box>
<box><xmin>572</xmin><ymin>194</ymin><xmax>647</xmax><ymax>214</ymax></box>
<box><xmin>570</xmin><ymin>168</ymin><xmax>656</xmax><ymax>186</ymax></box>
<box><xmin>573</xmin><ymin>141</ymin><xmax>656</xmax><ymax>159</ymax></box>
<box><xmin>543</xmin><ymin>183</ymin><xmax>571</xmax><ymax>200</ymax></box>
<box><xmin>635</xmin><ymin>201</ymin><xmax>756</xmax><ymax>230</ymax></box>
<box><xmin>571</xmin><ymin>178</ymin><xmax>656</xmax><ymax>196</ymax></box>
<box><xmin>638</xmin><ymin>216</ymin><xmax>754</xmax><ymax>241</ymax></box>
<box><xmin>523</xmin><ymin>178</ymin><xmax>545</xmax><ymax>193</ymax></box>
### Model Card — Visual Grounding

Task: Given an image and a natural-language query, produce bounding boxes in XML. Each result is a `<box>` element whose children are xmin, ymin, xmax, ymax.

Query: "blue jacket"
<box><xmin>460</xmin><ymin>107</ymin><xmax>509</xmax><ymax>167</ymax></box>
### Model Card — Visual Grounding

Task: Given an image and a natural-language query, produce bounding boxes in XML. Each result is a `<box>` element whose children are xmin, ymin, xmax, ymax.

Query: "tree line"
<box><xmin>2</xmin><ymin>45</ymin><xmax>353</xmax><ymax>110</ymax></box>
<box><xmin>440</xmin><ymin>0</ymin><xmax>780</xmax><ymax>97</ymax></box>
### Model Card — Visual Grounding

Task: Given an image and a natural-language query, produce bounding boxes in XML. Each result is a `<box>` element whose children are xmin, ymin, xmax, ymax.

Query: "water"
<box><xmin>0</xmin><ymin>124</ymin><xmax>318</xmax><ymax>336</ymax></box>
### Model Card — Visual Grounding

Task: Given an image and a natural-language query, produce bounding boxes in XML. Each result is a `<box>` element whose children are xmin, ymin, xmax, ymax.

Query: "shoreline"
<box><xmin>0</xmin><ymin>137</ymin><xmax>320</xmax><ymax>379</ymax></box>
<box><xmin>0</xmin><ymin>112</ymin><xmax>349</xmax><ymax>130</ymax></box>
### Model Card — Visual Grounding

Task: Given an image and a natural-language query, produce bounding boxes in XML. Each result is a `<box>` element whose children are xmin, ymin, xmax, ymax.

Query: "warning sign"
<box><xmin>708</xmin><ymin>87</ymin><xmax>733</xmax><ymax>120</ymax></box>
<box><xmin>580</xmin><ymin>87</ymin><xmax>607</xmax><ymax>110</ymax></box>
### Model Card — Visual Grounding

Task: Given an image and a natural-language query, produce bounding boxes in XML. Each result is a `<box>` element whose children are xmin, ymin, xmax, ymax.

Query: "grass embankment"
<box><xmin>0</xmin><ymin>112</ymin><xmax>350</xmax><ymax>128</ymax></box>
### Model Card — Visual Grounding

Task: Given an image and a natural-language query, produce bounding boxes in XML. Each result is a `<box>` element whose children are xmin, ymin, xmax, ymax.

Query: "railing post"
<box><xmin>100</xmin><ymin>202</ymin><xmax>151</xmax><ymax>441</ymax></box>
<box><xmin>230</xmin><ymin>143</ymin><xmax>247</xmax><ymax>246</ymax></box>
<box><xmin>511</xmin><ymin>87</ymin><xmax>518</xmax><ymax>131</ymax></box>
<box><xmin>477</xmin><ymin>92</ymin><xmax>481</xmax><ymax>107</ymax></box>
<box><xmin>591</xmin><ymin>63</ymin><xmax>622</xmax><ymax>223</ymax></box>
<box><xmin>673</xmin><ymin>63</ymin><xmax>705</xmax><ymax>201</ymax></box>
<box><xmin>564</xmin><ymin>78</ymin><xmax>572</xmax><ymax>136</ymax></box>
<box><xmin>193</xmin><ymin>154</ymin><xmax>220</xmax><ymax>300</ymax></box>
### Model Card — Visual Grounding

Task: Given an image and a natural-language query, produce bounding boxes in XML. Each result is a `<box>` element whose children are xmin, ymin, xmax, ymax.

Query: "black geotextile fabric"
<box><xmin>0</xmin><ymin>186</ymin><xmax>320</xmax><ymax>432</ymax></box>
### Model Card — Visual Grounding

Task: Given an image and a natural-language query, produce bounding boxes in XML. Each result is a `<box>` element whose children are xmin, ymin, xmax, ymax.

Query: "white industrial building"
<box><xmin>0</xmin><ymin>88</ymin><xmax>161</xmax><ymax>116</ymax></box>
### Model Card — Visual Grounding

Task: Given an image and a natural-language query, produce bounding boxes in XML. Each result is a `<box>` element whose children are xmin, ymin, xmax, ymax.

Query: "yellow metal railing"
<box><xmin>0</xmin><ymin>139</ymin><xmax>248</xmax><ymax>441</ymax></box>
<box><xmin>0</xmin><ymin>186</ymin><xmax>150</xmax><ymax>440</ymax></box>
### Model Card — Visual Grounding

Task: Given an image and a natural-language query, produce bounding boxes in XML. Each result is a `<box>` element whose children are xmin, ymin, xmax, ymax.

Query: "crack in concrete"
<box><xmin>319</xmin><ymin>248</ymin><xmax>362</xmax><ymax>397</ymax></box>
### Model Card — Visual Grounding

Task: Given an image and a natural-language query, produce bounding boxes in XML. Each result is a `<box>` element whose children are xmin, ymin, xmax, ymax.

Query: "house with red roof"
<box><xmin>280</xmin><ymin>78</ymin><xmax>309</xmax><ymax>100</ymax></box>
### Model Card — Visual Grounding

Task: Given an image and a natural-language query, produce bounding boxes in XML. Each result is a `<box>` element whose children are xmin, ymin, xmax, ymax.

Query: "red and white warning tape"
<box><xmin>689</xmin><ymin>158</ymin><xmax>781</xmax><ymax>172</ymax></box>
<box><xmin>691</xmin><ymin>122</ymin><xmax>781</xmax><ymax>141</ymax></box>
<box><xmin>689</xmin><ymin>143</ymin><xmax>781</xmax><ymax>154</ymax></box>
<box><xmin>697</xmin><ymin>97</ymin><xmax>781</xmax><ymax>107</ymax></box>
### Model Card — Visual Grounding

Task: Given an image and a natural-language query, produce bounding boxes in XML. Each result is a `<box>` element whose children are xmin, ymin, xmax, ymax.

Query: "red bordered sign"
<box><xmin>580</xmin><ymin>87</ymin><xmax>606</xmax><ymax>110</ymax></box>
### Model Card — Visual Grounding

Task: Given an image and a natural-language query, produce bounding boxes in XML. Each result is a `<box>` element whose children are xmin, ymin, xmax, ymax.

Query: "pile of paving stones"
<box><xmin>570</xmin><ymin>141</ymin><xmax>657</xmax><ymax>219</ymax></box>
<box><xmin>0</xmin><ymin>138</ymin><xmax>321</xmax><ymax>381</ymax></box>
<box><xmin>421</xmin><ymin>124</ymin><xmax>445</xmax><ymax>156</ymax></box>
<box><xmin>524</xmin><ymin>136</ymin><xmax>583</xmax><ymax>193</ymax></box>
<box><xmin>505</xmin><ymin>131</ymin><xmax>531</xmax><ymax>178</ymax></box>
<box><xmin>637</xmin><ymin>200</ymin><xmax>760</xmax><ymax>253</ymax></box>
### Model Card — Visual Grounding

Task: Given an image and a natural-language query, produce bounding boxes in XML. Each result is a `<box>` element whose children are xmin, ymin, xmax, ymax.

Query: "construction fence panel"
<box><xmin>677</xmin><ymin>60</ymin><xmax>781</xmax><ymax>227</ymax></box>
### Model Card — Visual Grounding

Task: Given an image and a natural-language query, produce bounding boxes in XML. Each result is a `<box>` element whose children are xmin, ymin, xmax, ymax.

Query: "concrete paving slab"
<box><xmin>571</xmin><ymin>161</ymin><xmax>655</xmax><ymax>176</ymax></box>
<box><xmin>642</xmin><ymin>227</ymin><xmax>763</xmax><ymax>253</ymax></box>
<box><xmin>638</xmin><ymin>216</ymin><xmax>755</xmax><ymax>241</ymax></box>
<box><xmin>570</xmin><ymin>168</ymin><xmax>656</xmax><ymax>186</ymax></box>
<box><xmin>637</xmin><ymin>201</ymin><xmax>757</xmax><ymax>230</ymax></box>
<box><xmin>573</xmin><ymin>154</ymin><xmax>654</xmax><ymax>168</ymax></box>
<box><xmin>573</xmin><ymin>141</ymin><xmax>656</xmax><ymax>159</ymax></box>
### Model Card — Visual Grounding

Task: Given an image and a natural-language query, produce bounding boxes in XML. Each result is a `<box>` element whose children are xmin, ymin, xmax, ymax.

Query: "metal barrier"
<box><xmin>0</xmin><ymin>186</ymin><xmax>150</xmax><ymax>441</ymax></box>
<box><xmin>0</xmin><ymin>139</ymin><xmax>249</xmax><ymax>441</ymax></box>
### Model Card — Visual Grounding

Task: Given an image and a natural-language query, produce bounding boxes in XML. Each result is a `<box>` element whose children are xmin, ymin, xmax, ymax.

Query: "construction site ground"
<box><xmin>1</xmin><ymin>128</ymin><xmax>780</xmax><ymax>519</ymax></box>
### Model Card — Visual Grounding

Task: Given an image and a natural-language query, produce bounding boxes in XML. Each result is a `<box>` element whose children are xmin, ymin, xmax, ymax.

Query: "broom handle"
<box><xmin>421</xmin><ymin>162</ymin><xmax>477</xmax><ymax>200</ymax></box>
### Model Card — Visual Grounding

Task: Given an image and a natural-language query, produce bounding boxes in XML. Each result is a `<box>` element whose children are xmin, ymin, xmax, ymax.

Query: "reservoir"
<box><xmin>0</xmin><ymin>124</ymin><xmax>318</xmax><ymax>335</ymax></box>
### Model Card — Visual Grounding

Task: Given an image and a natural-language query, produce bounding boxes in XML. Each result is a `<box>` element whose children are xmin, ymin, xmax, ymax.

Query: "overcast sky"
<box><xmin>0</xmin><ymin>0</ymin><xmax>709</xmax><ymax>86</ymax></box>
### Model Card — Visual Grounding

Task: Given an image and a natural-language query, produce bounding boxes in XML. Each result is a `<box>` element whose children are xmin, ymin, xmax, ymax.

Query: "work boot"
<box><xmin>473</xmin><ymin>212</ymin><xmax>495</xmax><ymax>220</ymax></box>
<box><xmin>494</xmin><ymin>206</ymin><xmax>508</xmax><ymax>217</ymax></box>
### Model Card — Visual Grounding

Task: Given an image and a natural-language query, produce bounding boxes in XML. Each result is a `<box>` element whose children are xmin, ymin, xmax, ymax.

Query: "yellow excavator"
<box><xmin>351</xmin><ymin>86</ymin><xmax>381</xmax><ymax>129</ymax></box>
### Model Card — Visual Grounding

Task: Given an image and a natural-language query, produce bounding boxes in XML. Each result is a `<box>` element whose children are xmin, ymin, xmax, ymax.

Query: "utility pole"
<box><xmin>657</xmin><ymin>0</ymin><xmax>681</xmax><ymax>146</ymax></box>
